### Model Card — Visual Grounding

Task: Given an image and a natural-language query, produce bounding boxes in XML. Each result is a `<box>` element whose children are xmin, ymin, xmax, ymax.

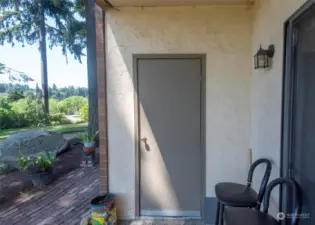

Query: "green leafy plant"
<box><xmin>17</xmin><ymin>154</ymin><xmax>33</xmax><ymax>171</ymax></box>
<box><xmin>35</xmin><ymin>151</ymin><xmax>56</xmax><ymax>171</ymax></box>
<box><xmin>18</xmin><ymin>150</ymin><xmax>56</xmax><ymax>172</ymax></box>
<box><xmin>78</xmin><ymin>130</ymin><xmax>99</xmax><ymax>143</ymax></box>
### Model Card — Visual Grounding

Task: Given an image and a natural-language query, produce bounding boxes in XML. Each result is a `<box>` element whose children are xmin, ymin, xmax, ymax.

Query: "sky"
<box><xmin>0</xmin><ymin>44</ymin><xmax>88</xmax><ymax>88</ymax></box>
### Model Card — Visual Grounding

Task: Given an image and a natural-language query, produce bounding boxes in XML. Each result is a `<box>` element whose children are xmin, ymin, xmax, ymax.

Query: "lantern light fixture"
<box><xmin>254</xmin><ymin>44</ymin><xmax>275</xmax><ymax>69</ymax></box>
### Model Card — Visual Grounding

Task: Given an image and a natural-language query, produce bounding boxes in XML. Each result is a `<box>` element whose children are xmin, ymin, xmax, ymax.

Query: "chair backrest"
<box><xmin>263</xmin><ymin>177</ymin><xmax>302</xmax><ymax>225</ymax></box>
<box><xmin>247</xmin><ymin>158</ymin><xmax>272</xmax><ymax>210</ymax></box>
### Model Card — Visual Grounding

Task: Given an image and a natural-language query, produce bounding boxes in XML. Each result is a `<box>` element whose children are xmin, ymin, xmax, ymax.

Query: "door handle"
<box><xmin>141</xmin><ymin>137</ymin><xmax>150</xmax><ymax>151</ymax></box>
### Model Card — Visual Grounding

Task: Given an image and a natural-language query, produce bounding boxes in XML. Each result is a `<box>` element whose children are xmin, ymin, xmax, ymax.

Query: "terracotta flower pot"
<box><xmin>83</xmin><ymin>142</ymin><xmax>96</xmax><ymax>155</ymax></box>
<box><xmin>84</xmin><ymin>142</ymin><xmax>96</xmax><ymax>148</ymax></box>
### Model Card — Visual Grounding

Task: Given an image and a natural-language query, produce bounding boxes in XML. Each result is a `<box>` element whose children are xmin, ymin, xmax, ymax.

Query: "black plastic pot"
<box><xmin>28</xmin><ymin>166</ymin><xmax>53</xmax><ymax>188</ymax></box>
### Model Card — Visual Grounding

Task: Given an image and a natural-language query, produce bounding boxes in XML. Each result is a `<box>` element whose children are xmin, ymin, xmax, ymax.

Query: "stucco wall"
<box><xmin>250</xmin><ymin>0</ymin><xmax>307</xmax><ymax>216</ymax></box>
<box><xmin>105</xmin><ymin>6</ymin><xmax>252</xmax><ymax>219</ymax></box>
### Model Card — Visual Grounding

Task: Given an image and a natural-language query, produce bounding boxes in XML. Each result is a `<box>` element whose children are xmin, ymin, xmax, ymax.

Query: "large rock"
<box><xmin>0</xmin><ymin>130</ymin><xmax>68</xmax><ymax>169</ymax></box>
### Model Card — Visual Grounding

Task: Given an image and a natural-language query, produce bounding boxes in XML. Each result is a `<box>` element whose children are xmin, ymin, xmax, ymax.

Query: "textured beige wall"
<box><xmin>106</xmin><ymin>6</ymin><xmax>252</xmax><ymax>219</ymax></box>
<box><xmin>251</xmin><ymin>0</ymin><xmax>307</xmax><ymax>216</ymax></box>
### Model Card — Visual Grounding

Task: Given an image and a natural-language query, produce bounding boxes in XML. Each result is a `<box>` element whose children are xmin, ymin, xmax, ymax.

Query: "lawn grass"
<box><xmin>0</xmin><ymin>123</ymin><xmax>88</xmax><ymax>141</ymax></box>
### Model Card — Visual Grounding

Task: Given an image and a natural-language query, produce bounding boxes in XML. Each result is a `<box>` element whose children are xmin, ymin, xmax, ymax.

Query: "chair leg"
<box><xmin>215</xmin><ymin>201</ymin><xmax>220</xmax><ymax>225</ymax></box>
<box><xmin>219</xmin><ymin>203</ymin><xmax>225</xmax><ymax>225</ymax></box>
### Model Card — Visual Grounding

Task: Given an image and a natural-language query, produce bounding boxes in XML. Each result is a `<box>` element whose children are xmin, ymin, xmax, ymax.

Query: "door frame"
<box><xmin>133</xmin><ymin>54</ymin><xmax>206</xmax><ymax>217</ymax></box>
<box><xmin>281</xmin><ymin>0</ymin><xmax>315</xmax><ymax>216</ymax></box>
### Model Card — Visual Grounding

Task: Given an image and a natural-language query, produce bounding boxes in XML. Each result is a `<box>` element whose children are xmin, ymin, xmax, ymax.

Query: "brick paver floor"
<box><xmin>0</xmin><ymin>165</ymin><xmax>100</xmax><ymax>225</ymax></box>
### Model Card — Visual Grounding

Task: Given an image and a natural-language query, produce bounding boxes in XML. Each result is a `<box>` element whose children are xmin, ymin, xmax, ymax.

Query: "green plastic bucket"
<box><xmin>90</xmin><ymin>194</ymin><xmax>116</xmax><ymax>225</ymax></box>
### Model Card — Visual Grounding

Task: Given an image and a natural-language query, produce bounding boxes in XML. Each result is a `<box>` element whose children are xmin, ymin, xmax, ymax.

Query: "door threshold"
<box><xmin>140</xmin><ymin>210</ymin><xmax>201</xmax><ymax>218</ymax></box>
<box><xmin>136</xmin><ymin>216</ymin><xmax>202</xmax><ymax>220</ymax></box>
<box><xmin>119</xmin><ymin>218</ymin><xmax>204</xmax><ymax>225</ymax></box>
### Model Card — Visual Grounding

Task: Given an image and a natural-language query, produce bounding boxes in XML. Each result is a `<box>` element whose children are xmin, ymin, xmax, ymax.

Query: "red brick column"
<box><xmin>95</xmin><ymin>5</ymin><xmax>108</xmax><ymax>193</ymax></box>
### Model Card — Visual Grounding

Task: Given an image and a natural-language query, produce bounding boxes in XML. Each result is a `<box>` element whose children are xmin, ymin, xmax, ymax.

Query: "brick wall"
<box><xmin>95</xmin><ymin>5</ymin><xmax>108</xmax><ymax>193</ymax></box>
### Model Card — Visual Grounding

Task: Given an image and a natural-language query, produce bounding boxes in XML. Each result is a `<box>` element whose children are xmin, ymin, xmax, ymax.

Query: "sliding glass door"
<box><xmin>282</xmin><ymin>2</ymin><xmax>315</xmax><ymax>225</ymax></box>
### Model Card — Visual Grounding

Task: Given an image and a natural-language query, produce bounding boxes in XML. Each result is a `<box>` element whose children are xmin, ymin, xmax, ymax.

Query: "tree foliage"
<box><xmin>0</xmin><ymin>0</ymin><xmax>91</xmax><ymax>130</ymax></box>
<box><xmin>49</xmin><ymin>84</ymin><xmax>88</xmax><ymax>100</ymax></box>
<box><xmin>7</xmin><ymin>88</ymin><xmax>24</xmax><ymax>102</ymax></box>
<box><xmin>0</xmin><ymin>83</ymin><xmax>30</xmax><ymax>93</ymax></box>
<box><xmin>0</xmin><ymin>83</ymin><xmax>88</xmax><ymax>99</ymax></box>
<box><xmin>0</xmin><ymin>0</ymin><xmax>87</xmax><ymax>116</ymax></box>
<box><xmin>0</xmin><ymin>62</ymin><xmax>34</xmax><ymax>82</ymax></box>
<box><xmin>0</xmin><ymin>0</ymin><xmax>86</xmax><ymax>62</ymax></box>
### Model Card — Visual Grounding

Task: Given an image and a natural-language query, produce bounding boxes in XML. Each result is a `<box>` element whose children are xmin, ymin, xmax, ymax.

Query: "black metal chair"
<box><xmin>224</xmin><ymin>177</ymin><xmax>302</xmax><ymax>225</ymax></box>
<box><xmin>215</xmin><ymin>158</ymin><xmax>272</xmax><ymax>225</ymax></box>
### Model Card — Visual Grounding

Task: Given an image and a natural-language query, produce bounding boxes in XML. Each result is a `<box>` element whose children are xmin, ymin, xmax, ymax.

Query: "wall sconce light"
<box><xmin>254</xmin><ymin>45</ymin><xmax>275</xmax><ymax>69</ymax></box>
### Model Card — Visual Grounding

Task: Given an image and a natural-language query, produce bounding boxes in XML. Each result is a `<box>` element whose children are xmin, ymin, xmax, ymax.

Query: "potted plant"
<box><xmin>18</xmin><ymin>151</ymin><xmax>56</xmax><ymax>188</ymax></box>
<box><xmin>78</xmin><ymin>131</ymin><xmax>99</xmax><ymax>155</ymax></box>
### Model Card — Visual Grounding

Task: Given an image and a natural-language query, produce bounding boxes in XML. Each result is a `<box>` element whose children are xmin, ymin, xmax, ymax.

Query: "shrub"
<box><xmin>49</xmin><ymin>113</ymin><xmax>72</xmax><ymax>126</ymax></box>
<box><xmin>10</xmin><ymin>98</ymin><xmax>31</xmax><ymax>114</ymax></box>
<box><xmin>79</xmin><ymin>102</ymin><xmax>88</xmax><ymax>122</ymax></box>
<box><xmin>49</xmin><ymin>99</ymin><xmax>60</xmax><ymax>114</ymax></box>
<box><xmin>12</xmin><ymin>112</ymin><xmax>29</xmax><ymax>128</ymax></box>
<box><xmin>0</xmin><ymin>108</ymin><xmax>16</xmax><ymax>129</ymax></box>
<box><xmin>57</xmin><ymin>96</ymin><xmax>87</xmax><ymax>115</ymax></box>
<box><xmin>11</xmin><ymin>98</ymin><xmax>46</xmax><ymax>127</ymax></box>
<box><xmin>1</xmin><ymin>96</ymin><xmax>86</xmax><ymax>129</ymax></box>
<box><xmin>0</xmin><ymin>96</ymin><xmax>11</xmax><ymax>110</ymax></box>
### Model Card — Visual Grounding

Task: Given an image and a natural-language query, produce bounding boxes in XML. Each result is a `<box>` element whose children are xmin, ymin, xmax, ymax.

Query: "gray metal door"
<box><xmin>137</xmin><ymin>57</ymin><xmax>202</xmax><ymax>217</ymax></box>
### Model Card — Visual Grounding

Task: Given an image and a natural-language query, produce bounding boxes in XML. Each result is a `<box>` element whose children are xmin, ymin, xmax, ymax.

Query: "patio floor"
<box><xmin>0</xmin><ymin>165</ymin><xmax>99</xmax><ymax>224</ymax></box>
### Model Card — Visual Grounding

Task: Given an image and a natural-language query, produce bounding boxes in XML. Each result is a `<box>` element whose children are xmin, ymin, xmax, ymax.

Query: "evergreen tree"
<box><xmin>0</xmin><ymin>0</ymin><xmax>86</xmax><ymax>117</ymax></box>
